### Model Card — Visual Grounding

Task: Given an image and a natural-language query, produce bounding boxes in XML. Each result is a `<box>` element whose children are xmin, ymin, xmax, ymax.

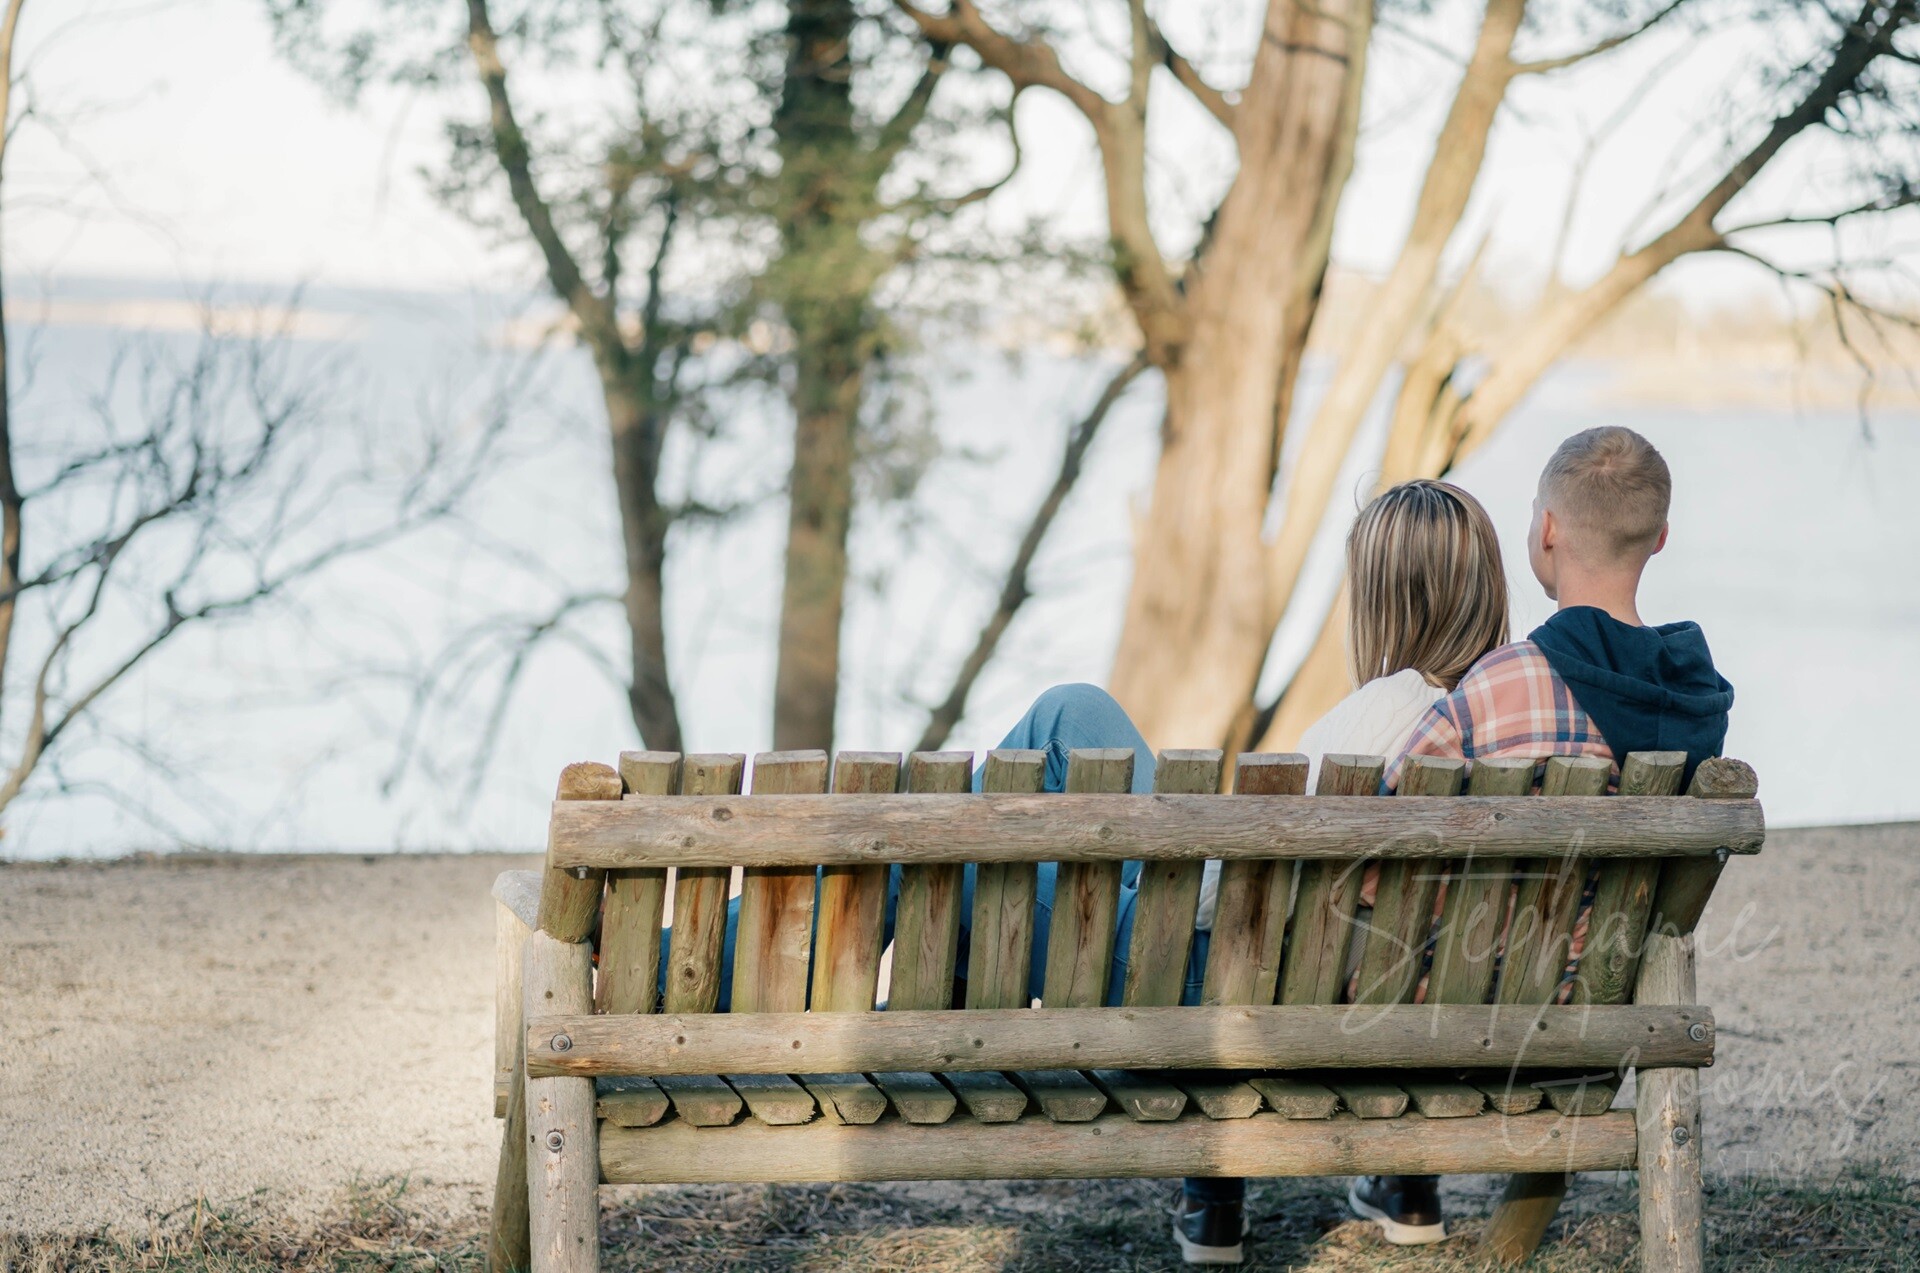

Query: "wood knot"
<box><xmin>712</xmin><ymin>807</ymin><xmax>733</xmax><ymax>822</ymax></box>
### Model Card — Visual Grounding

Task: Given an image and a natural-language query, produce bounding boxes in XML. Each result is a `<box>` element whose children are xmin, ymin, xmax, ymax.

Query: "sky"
<box><xmin>7</xmin><ymin>0</ymin><xmax>1901</xmax><ymax>306</ymax></box>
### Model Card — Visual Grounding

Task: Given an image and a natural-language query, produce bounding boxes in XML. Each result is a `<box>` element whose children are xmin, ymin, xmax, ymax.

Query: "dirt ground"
<box><xmin>2</xmin><ymin>823</ymin><xmax>1915</xmax><ymax>1236</ymax></box>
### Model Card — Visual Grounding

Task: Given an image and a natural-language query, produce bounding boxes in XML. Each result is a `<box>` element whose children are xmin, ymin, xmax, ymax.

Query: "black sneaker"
<box><xmin>1171</xmin><ymin>1193</ymin><xmax>1247</xmax><ymax>1264</ymax></box>
<box><xmin>1347</xmin><ymin>1175</ymin><xmax>1446</xmax><ymax>1245</ymax></box>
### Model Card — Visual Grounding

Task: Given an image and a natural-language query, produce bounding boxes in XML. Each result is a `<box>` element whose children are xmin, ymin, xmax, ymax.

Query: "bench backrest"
<box><xmin>547</xmin><ymin>747</ymin><xmax>1761</xmax><ymax>1024</ymax></box>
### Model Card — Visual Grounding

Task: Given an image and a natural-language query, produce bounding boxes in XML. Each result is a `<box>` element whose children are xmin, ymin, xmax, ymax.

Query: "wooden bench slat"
<box><xmin>1430</xmin><ymin>756</ymin><xmax>1534</xmax><ymax>1006</ymax></box>
<box><xmin>528</xmin><ymin>1003</ymin><xmax>1716</xmax><ymax>1077</ymax></box>
<box><xmin>1042</xmin><ymin>750</ymin><xmax>1136</xmax><ymax>1008</ymax></box>
<box><xmin>1354</xmin><ymin>756</ymin><xmax>1463</xmax><ymax>1006</ymax></box>
<box><xmin>872</xmin><ymin>1071</ymin><xmax>959</xmax><ymax>1124</ymax></box>
<box><xmin>1278</xmin><ymin>755</ymin><xmax>1382</xmax><ymax>1006</ymax></box>
<box><xmin>657</xmin><ymin>1074</ymin><xmax>743</xmax><ymax>1127</ymax></box>
<box><xmin>599</xmin><ymin>1109</ymin><xmax>1642</xmax><ymax>1184</ymax></box>
<box><xmin>663</xmin><ymin>755</ymin><xmax>746</xmax><ymax>1014</ymax></box>
<box><xmin>596</xmin><ymin>752</ymin><xmax>679</xmax><ymax>1015</ymax></box>
<box><xmin>809</xmin><ymin>752</ymin><xmax>900</xmax><ymax>1013</ymax></box>
<box><xmin>1650</xmin><ymin>758</ymin><xmax>1759</xmax><ymax>937</ymax></box>
<box><xmin>1122</xmin><ymin>750</ymin><xmax>1223</xmax><ymax>1007</ymax></box>
<box><xmin>595</xmin><ymin>1075</ymin><xmax>670</xmax><ymax>1128</ymax></box>
<box><xmin>800</xmin><ymin>1073</ymin><xmax>888</xmax><ymax>1125</ymax></box>
<box><xmin>557</xmin><ymin>793</ymin><xmax>1763</xmax><ymax>867</ymax></box>
<box><xmin>889</xmin><ymin>752</ymin><xmax>974</xmax><ymax>1010</ymax></box>
<box><xmin>1496</xmin><ymin>756</ymin><xmax>1610</xmax><ymax>1006</ymax></box>
<box><xmin>1466</xmin><ymin>1075</ymin><xmax>1547</xmax><ymax>1115</ymax></box>
<box><xmin>1248</xmin><ymin>1075</ymin><xmax>1340</xmax><ymax>1119</ymax></box>
<box><xmin>1201</xmin><ymin>754</ymin><xmax>1308</xmax><ymax>1007</ymax></box>
<box><xmin>1402</xmin><ymin>1079</ymin><xmax>1486</xmax><ymax>1118</ymax></box>
<box><xmin>966</xmin><ymin>751</ymin><xmax>1047</xmax><ymax>1010</ymax></box>
<box><xmin>1013</xmin><ymin>1069</ymin><xmax>1108</xmax><ymax>1122</ymax></box>
<box><xmin>731</xmin><ymin>751</ymin><xmax>831</xmax><ymax>1015</ymax></box>
<box><xmin>1536</xmin><ymin>1072</ymin><xmax>1622</xmax><ymax>1116</ymax></box>
<box><xmin>1572</xmin><ymin>752</ymin><xmax>1687</xmax><ymax>1007</ymax></box>
<box><xmin>724</xmin><ymin>1073</ymin><xmax>818</xmax><ymax>1126</ymax></box>
<box><xmin>538</xmin><ymin>762</ymin><xmax>622</xmax><ymax>942</ymax></box>
<box><xmin>1170</xmin><ymin>1072</ymin><xmax>1264</xmax><ymax>1120</ymax></box>
<box><xmin>1090</xmin><ymin>1069</ymin><xmax>1189</xmax><ymax>1121</ymax></box>
<box><xmin>1326</xmin><ymin>1077</ymin><xmax>1410</xmax><ymax>1119</ymax></box>
<box><xmin>941</xmin><ymin>1070</ymin><xmax>1028</xmax><ymax>1122</ymax></box>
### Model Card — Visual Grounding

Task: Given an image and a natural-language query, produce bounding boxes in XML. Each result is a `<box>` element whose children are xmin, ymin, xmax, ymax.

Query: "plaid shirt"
<box><xmin>1385</xmin><ymin>641</ymin><xmax>1613</xmax><ymax>791</ymax></box>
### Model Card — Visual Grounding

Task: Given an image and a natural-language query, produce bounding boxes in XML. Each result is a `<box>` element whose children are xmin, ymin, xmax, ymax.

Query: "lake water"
<box><xmin>3</xmin><ymin>281</ymin><xmax>1913</xmax><ymax>857</ymax></box>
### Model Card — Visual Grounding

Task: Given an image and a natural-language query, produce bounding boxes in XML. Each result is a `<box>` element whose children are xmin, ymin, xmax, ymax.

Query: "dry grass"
<box><xmin>7</xmin><ymin>1171</ymin><xmax>1918</xmax><ymax>1273</ymax></box>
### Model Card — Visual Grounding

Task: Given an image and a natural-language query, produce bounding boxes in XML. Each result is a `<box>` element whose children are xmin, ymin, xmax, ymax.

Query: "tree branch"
<box><xmin>1509</xmin><ymin>0</ymin><xmax>1692</xmax><ymax>76</ymax></box>
<box><xmin>914</xmin><ymin>351</ymin><xmax>1149</xmax><ymax>751</ymax></box>
<box><xmin>1146</xmin><ymin>18</ymin><xmax>1236</xmax><ymax>130</ymax></box>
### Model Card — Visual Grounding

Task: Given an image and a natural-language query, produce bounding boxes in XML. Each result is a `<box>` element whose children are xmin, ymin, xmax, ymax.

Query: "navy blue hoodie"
<box><xmin>1528</xmin><ymin>606</ymin><xmax>1734</xmax><ymax>784</ymax></box>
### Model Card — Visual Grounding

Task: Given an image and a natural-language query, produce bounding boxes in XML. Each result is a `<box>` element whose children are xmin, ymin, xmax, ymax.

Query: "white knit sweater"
<box><xmin>1195</xmin><ymin>668</ymin><xmax>1444</xmax><ymax>930</ymax></box>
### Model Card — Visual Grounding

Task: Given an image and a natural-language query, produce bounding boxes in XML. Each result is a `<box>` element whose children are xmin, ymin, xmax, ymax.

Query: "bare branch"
<box><xmin>1145</xmin><ymin>17</ymin><xmax>1236</xmax><ymax>130</ymax></box>
<box><xmin>1509</xmin><ymin>0</ymin><xmax>1693</xmax><ymax>76</ymax></box>
<box><xmin>893</xmin><ymin>1</ymin><xmax>1112</xmax><ymax>122</ymax></box>
<box><xmin>915</xmin><ymin>351</ymin><xmax>1148</xmax><ymax>752</ymax></box>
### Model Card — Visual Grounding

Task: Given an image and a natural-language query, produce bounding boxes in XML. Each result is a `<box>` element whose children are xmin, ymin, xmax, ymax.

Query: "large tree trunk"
<box><xmin>770</xmin><ymin>0</ymin><xmax>866</xmax><ymax>752</ymax></box>
<box><xmin>1106</xmin><ymin>0</ymin><xmax>1365</xmax><ymax>749</ymax></box>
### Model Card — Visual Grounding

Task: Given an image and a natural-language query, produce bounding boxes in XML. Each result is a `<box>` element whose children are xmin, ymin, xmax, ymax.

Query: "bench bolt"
<box><xmin>1688</xmin><ymin>1023</ymin><xmax>1709</xmax><ymax>1042</ymax></box>
<box><xmin>1672</xmin><ymin>1126</ymin><xmax>1691</xmax><ymax>1146</ymax></box>
<box><xmin>573</xmin><ymin>866</ymin><xmax>590</xmax><ymax>879</ymax></box>
<box><xmin>552</xmin><ymin>1033</ymin><xmax>573</xmax><ymax>1052</ymax></box>
<box><xmin>545</xmin><ymin>1130</ymin><xmax>565</xmax><ymax>1153</ymax></box>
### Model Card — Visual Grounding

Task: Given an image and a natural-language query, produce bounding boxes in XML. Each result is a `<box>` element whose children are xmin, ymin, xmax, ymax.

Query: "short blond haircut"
<box><xmin>1540</xmin><ymin>426</ymin><xmax>1671</xmax><ymax>562</ymax></box>
<box><xmin>1346</xmin><ymin>480</ymin><xmax>1510</xmax><ymax>692</ymax></box>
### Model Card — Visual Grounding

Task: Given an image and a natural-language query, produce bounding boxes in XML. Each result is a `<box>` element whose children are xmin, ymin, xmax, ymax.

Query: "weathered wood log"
<box><xmin>598</xmin><ymin>1109</ymin><xmax>1639</xmax><ymax>1185</ymax></box>
<box><xmin>1572</xmin><ymin>752</ymin><xmax>1685</xmax><ymax>1007</ymax></box>
<box><xmin>595</xmin><ymin>752</ymin><xmax>677</xmax><ymax>1015</ymax></box>
<box><xmin>942</xmin><ymin>1070</ymin><xmax>1028</xmax><ymax>1122</ymax></box>
<box><xmin>1011</xmin><ymin>1069</ymin><xmax>1107</xmax><ymax>1122</ymax></box>
<box><xmin>1469</xmin><ymin>1075</ymin><xmax>1546</xmax><ymax>1115</ymax></box>
<box><xmin>731</xmin><ymin>751</ymin><xmax>830</xmax><ymax>1014</ymax></box>
<box><xmin>538</xmin><ymin>763</ymin><xmax>622</xmax><ymax>943</ymax></box>
<box><xmin>1248</xmin><ymin>1076</ymin><xmax>1340</xmax><ymax>1119</ymax></box>
<box><xmin>1539</xmin><ymin>1074</ymin><xmax>1620</xmax><ymax>1117</ymax></box>
<box><xmin>1043</xmin><ymin>750</ymin><xmax>1135</xmax><ymax>1008</ymax></box>
<box><xmin>526</xmin><ymin>1003</ymin><xmax>1715</xmax><ymax>1077</ymax></box>
<box><xmin>496</xmin><ymin>896</ymin><xmax>533</xmax><ymax>1118</ymax></box>
<box><xmin>1434</xmin><ymin>757</ymin><xmax>1533</xmax><ymax>1007</ymax></box>
<box><xmin>800</xmin><ymin>1073</ymin><xmax>887</xmax><ymax>1125</ymax></box>
<box><xmin>1355</xmin><ymin>756</ymin><xmax>1462</xmax><ymax>1006</ymax></box>
<box><xmin>489</xmin><ymin>1007</ymin><xmax>531</xmax><ymax>1271</ymax></box>
<box><xmin>522</xmin><ymin>932</ymin><xmax>597</xmax><ymax>1273</ymax></box>
<box><xmin>872</xmin><ymin>1071</ymin><xmax>959</xmax><ymax>1124</ymax></box>
<box><xmin>594</xmin><ymin>1076</ymin><xmax>668</xmax><ymax>1128</ymax></box>
<box><xmin>655</xmin><ymin>1074</ymin><xmax>743</xmax><ymax>1127</ymax></box>
<box><xmin>664</xmin><ymin>755</ymin><xmax>746</xmax><ymax>1014</ymax></box>
<box><xmin>810</xmin><ymin>752</ymin><xmax>900</xmax><ymax>1013</ymax></box>
<box><xmin>890</xmin><ymin>752</ymin><xmax>974</xmax><ymax>1010</ymax></box>
<box><xmin>1202</xmin><ymin>753</ymin><xmax>1308</xmax><ymax>1007</ymax></box>
<box><xmin>1495</xmin><ymin>757</ymin><xmax>1607</xmax><ymax>1006</ymax></box>
<box><xmin>549</xmin><ymin>792</ymin><xmax>1763</xmax><ymax>868</ymax></box>
<box><xmin>966</xmin><ymin>750</ymin><xmax>1046</xmax><ymax>1010</ymax></box>
<box><xmin>494</xmin><ymin>870</ymin><xmax>542</xmax><ymax>929</ymax></box>
<box><xmin>1636</xmin><ymin>930</ymin><xmax>1704</xmax><ymax>1273</ymax></box>
<box><xmin>1649</xmin><ymin>758</ymin><xmax>1761</xmax><ymax>938</ymax></box>
<box><xmin>1122</xmin><ymin>750</ymin><xmax>1222</xmax><ymax>1007</ymax></box>
<box><xmin>1278</xmin><ymin>756</ymin><xmax>1382</xmax><ymax>1006</ymax></box>
<box><xmin>1090</xmin><ymin>1069</ymin><xmax>1188</xmax><ymax>1121</ymax></box>
<box><xmin>1481</xmin><ymin>1171</ymin><xmax>1575</xmax><ymax>1265</ymax></box>
<box><xmin>724</xmin><ymin>1073</ymin><xmax>817</xmax><ymax>1126</ymax></box>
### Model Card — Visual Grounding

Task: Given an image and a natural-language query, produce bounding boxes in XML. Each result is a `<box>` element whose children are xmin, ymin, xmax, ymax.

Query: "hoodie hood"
<box><xmin>1528</xmin><ymin>606</ymin><xmax>1734</xmax><ymax>782</ymax></box>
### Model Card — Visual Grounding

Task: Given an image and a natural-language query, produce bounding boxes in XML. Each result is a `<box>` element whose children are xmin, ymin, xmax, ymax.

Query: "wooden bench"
<box><xmin>487</xmin><ymin>745</ymin><xmax>1762</xmax><ymax>1273</ymax></box>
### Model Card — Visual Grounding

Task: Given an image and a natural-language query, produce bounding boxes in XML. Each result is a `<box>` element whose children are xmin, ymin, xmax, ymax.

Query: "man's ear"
<box><xmin>1539</xmin><ymin>507</ymin><xmax>1558</xmax><ymax>551</ymax></box>
<box><xmin>1651</xmin><ymin>522</ymin><xmax>1669</xmax><ymax>556</ymax></box>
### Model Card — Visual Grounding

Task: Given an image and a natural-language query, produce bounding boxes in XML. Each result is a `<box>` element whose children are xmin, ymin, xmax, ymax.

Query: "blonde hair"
<box><xmin>1540</xmin><ymin>426</ymin><xmax>1671</xmax><ymax>562</ymax></box>
<box><xmin>1346</xmin><ymin>480</ymin><xmax>1509</xmax><ymax>692</ymax></box>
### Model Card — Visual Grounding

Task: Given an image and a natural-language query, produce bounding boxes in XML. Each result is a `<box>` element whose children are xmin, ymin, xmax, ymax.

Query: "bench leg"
<box><xmin>524</xmin><ymin>931</ymin><xmax>600</xmax><ymax>1273</ymax></box>
<box><xmin>490</xmin><ymin>1055</ymin><xmax>532</xmax><ymax>1273</ymax></box>
<box><xmin>1635</xmin><ymin>930</ymin><xmax>1704</xmax><ymax>1272</ymax></box>
<box><xmin>1481</xmin><ymin>1171</ymin><xmax>1572</xmax><ymax>1263</ymax></box>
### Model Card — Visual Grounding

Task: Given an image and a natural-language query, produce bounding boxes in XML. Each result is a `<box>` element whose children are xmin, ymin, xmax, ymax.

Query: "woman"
<box><xmin>987</xmin><ymin>480</ymin><xmax>1509</xmax><ymax>1265</ymax></box>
